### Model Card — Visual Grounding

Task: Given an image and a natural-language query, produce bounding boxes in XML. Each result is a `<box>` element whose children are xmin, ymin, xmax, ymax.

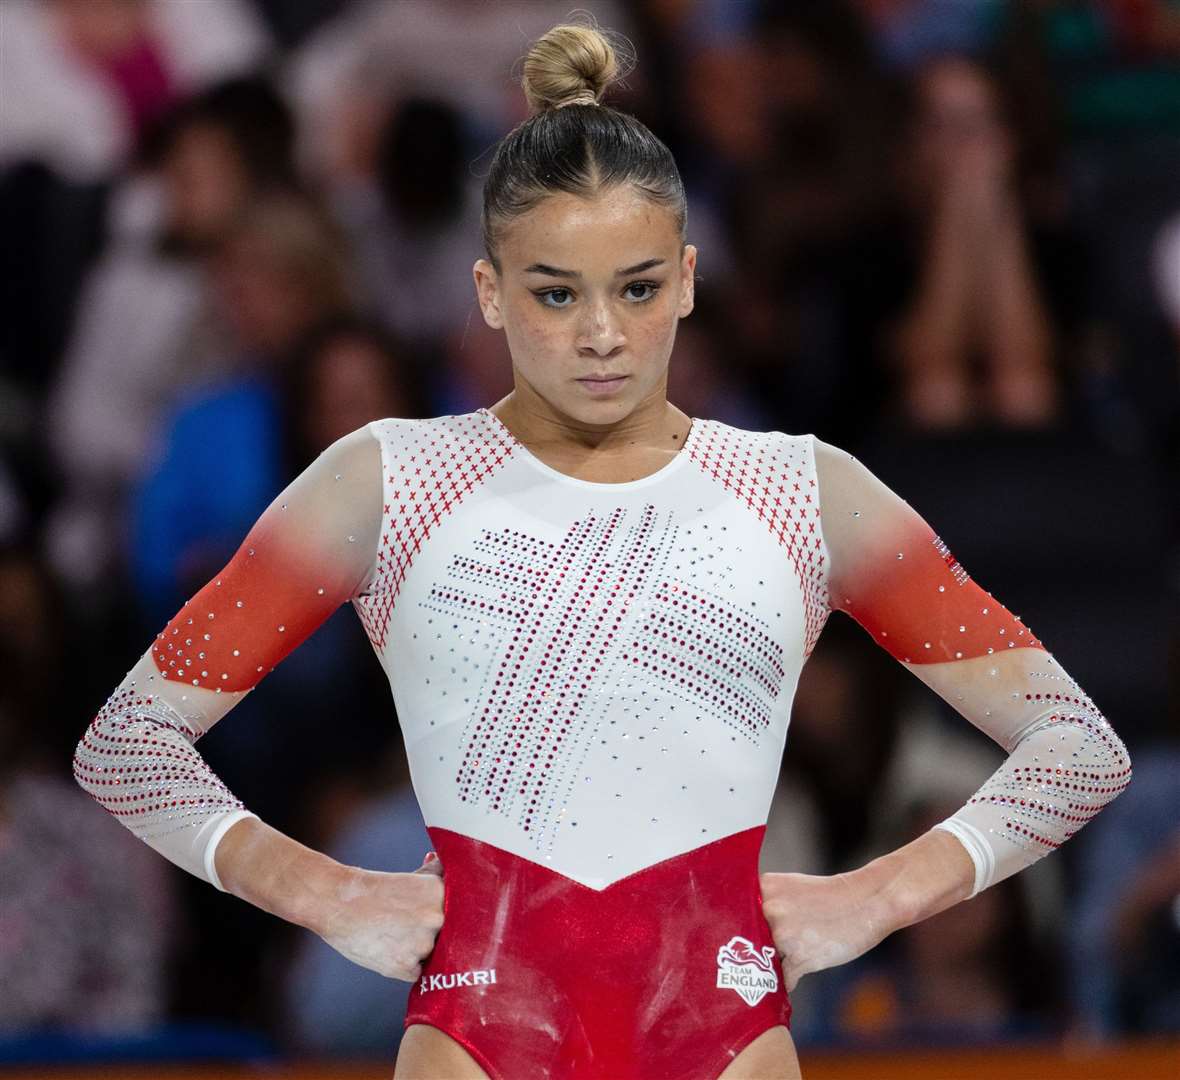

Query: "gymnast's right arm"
<box><xmin>72</xmin><ymin>425</ymin><xmax>444</xmax><ymax>982</ymax></box>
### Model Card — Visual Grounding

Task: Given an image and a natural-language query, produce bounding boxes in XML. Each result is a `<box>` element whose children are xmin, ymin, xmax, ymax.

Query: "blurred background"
<box><xmin>0</xmin><ymin>0</ymin><xmax>1177</xmax><ymax>1076</ymax></box>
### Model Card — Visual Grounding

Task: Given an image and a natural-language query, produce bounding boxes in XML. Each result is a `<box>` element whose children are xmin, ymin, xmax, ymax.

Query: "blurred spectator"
<box><xmin>1068</xmin><ymin>747</ymin><xmax>1180</xmax><ymax>1038</ymax></box>
<box><xmin>251</xmin><ymin>0</ymin><xmax>347</xmax><ymax>51</ymax></box>
<box><xmin>0</xmin><ymin>544</ymin><xmax>175</xmax><ymax>1034</ymax></box>
<box><xmin>886</xmin><ymin>55</ymin><xmax>1060</xmax><ymax>430</ymax></box>
<box><xmin>45</xmin><ymin>76</ymin><xmax>299</xmax><ymax>599</ymax></box>
<box><xmin>1025</xmin><ymin>0</ymin><xmax>1180</xmax><ymax>138</ymax></box>
<box><xmin>128</xmin><ymin>193</ymin><xmax>351</xmax><ymax>624</ymax></box>
<box><xmin>281</xmin><ymin>313</ymin><xmax>429</xmax><ymax>473</ymax></box>
<box><xmin>665</xmin><ymin>299</ymin><xmax>772</xmax><ymax>430</ymax></box>
<box><xmin>329</xmin><ymin>97</ymin><xmax>484</xmax><ymax>360</ymax></box>
<box><xmin>0</xmin><ymin>0</ymin><xmax>270</xmax><ymax>419</ymax></box>
<box><xmin>714</xmin><ymin>4</ymin><xmax>885</xmax><ymax>440</ymax></box>
<box><xmin>859</xmin><ymin>0</ymin><xmax>1007</xmax><ymax>70</ymax></box>
<box><xmin>628</xmin><ymin>0</ymin><xmax>774</xmax><ymax>288</ymax></box>
<box><xmin>0</xmin><ymin>0</ymin><xmax>269</xmax><ymax>182</ymax></box>
<box><xmin>285</xmin><ymin>0</ymin><xmax>632</xmax><ymax>182</ymax></box>
<box><xmin>1014</xmin><ymin>1</ymin><xmax>1180</xmax><ymax>461</ymax></box>
<box><xmin>435</xmin><ymin>302</ymin><xmax>517</xmax><ymax>417</ymax></box>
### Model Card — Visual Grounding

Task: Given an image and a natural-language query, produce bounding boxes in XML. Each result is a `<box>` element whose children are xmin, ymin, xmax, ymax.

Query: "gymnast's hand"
<box><xmin>758</xmin><ymin>870</ymin><xmax>891</xmax><ymax>992</ymax></box>
<box><xmin>313</xmin><ymin>851</ymin><xmax>446</xmax><ymax>982</ymax></box>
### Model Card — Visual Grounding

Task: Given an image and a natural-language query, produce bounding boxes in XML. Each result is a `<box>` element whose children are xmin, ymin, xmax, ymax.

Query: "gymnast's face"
<box><xmin>474</xmin><ymin>185</ymin><xmax>696</xmax><ymax>428</ymax></box>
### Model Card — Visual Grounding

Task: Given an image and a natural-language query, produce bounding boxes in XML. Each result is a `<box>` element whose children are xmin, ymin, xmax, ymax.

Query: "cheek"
<box><xmin>505</xmin><ymin>306</ymin><xmax>563</xmax><ymax>366</ymax></box>
<box><xmin>630</xmin><ymin>305</ymin><xmax>679</xmax><ymax>360</ymax></box>
<box><xmin>650</xmin><ymin>309</ymin><xmax>679</xmax><ymax>342</ymax></box>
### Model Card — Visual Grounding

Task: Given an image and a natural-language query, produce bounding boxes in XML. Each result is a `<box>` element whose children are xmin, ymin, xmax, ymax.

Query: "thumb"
<box><xmin>413</xmin><ymin>850</ymin><xmax>443</xmax><ymax>876</ymax></box>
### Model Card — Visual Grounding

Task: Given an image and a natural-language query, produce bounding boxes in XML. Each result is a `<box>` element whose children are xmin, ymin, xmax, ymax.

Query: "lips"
<box><xmin>575</xmin><ymin>374</ymin><xmax>629</xmax><ymax>396</ymax></box>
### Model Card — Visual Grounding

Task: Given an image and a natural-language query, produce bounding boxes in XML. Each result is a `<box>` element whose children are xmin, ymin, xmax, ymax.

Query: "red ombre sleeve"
<box><xmin>73</xmin><ymin>425</ymin><xmax>383</xmax><ymax>889</ymax></box>
<box><xmin>814</xmin><ymin>438</ymin><xmax>1132</xmax><ymax>896</ymax></box>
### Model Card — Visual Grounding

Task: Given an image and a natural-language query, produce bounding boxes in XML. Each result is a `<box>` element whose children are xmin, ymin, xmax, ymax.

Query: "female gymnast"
<box><xmin>74</xmin><ymin>23</ymin><xmax>1132</xmax><ymax>1080</ymax></box>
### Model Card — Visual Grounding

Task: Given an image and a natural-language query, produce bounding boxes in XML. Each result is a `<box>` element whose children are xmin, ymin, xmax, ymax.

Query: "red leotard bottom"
<box><xmin>403</xmin><ymin>825</ymin><xmax>791</xmax><ymax>1079</ymax></box>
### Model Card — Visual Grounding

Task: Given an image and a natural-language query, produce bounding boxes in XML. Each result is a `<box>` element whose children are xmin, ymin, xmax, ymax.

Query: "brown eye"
<box><xmin>624</xmin><ymin>282</ymin><xmax>659</xmax><ymax>302</ymax></box>
<box><xmin>537</xmin><ymin>288</ymin><xmax>574</xmax><ymax>308</ymax></box>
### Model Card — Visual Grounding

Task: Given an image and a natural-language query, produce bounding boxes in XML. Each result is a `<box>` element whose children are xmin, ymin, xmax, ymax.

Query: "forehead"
<box><xmin>498</xmin><ymin>185</ymin><xmax>681</xmax><ymax>267</ymax></box>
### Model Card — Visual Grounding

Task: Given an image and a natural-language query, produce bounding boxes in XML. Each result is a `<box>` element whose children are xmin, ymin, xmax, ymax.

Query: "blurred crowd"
<box><xmin>1</xmin><ymin>0</ymin><xmax>1178</xmax><ymax>1066</ymax></box>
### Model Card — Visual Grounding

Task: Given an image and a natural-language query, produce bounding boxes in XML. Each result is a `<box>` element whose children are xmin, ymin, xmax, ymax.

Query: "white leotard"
<box><xmin>74</xmin><ymin>409</ymin><xmax>1131</xmax><ymax>898</ymax></box>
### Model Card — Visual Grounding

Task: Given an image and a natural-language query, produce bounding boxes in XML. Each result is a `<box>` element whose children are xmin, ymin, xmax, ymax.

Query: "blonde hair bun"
<box><xmin>521</xmin><ymin>21</ymin><xmax>627</xmax><ymax>113</ymax></box>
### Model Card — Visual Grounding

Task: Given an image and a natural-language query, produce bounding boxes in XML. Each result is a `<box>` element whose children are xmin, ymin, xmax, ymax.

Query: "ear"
<box><xmin>473</xmin><ymin>258</ymin><xmax>504</xmax><ymax>330</ymax></box>
<box><xmin>677</xmin><ymin>244</ymin><xmax>697</xmax><ymax>318</ymax></box>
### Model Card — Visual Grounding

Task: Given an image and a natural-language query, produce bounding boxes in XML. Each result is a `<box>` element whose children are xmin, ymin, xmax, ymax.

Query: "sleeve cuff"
<box><xmin>201</xmin><ymin>809</ymin><xmax>260</xmax><ymax>892</ymax></box>
<box><xmin>933</xmin><ymin>817</ymin><xmax>994</xmax><ymax>899</ymax></box>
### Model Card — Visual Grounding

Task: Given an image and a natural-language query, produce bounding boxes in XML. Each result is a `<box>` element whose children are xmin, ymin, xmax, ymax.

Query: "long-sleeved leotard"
<box><xmin>74</xmin><ymin>410</ymin><xmax>1130</xmax><ymax>1079</ymax></box>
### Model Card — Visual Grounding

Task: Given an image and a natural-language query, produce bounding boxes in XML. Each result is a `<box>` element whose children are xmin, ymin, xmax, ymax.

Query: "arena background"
<box><xmin>1</xmin><ymin>1</ymin><xmax>1177</xmax><ymax>1077</ymax></box>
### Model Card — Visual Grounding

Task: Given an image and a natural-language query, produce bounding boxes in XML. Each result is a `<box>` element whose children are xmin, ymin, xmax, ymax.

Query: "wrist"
<box><xmin>282</xmin><ymin>845</ymin><xmax>351</xmax><ymax>934</ymax></box>
<box><xmin>843</xmin><ymin>858</ymin><xmax>912</xmax><ymax>940</ymax></box>
<box><xmin>214</xmin><ymin>816</ymin><xmax>347</xmax><ymax>932</ymax></box>
<box><xmin>855</xmin><ymin>828</ymin><xmax>977</xmax><ymax>933</ymax></box>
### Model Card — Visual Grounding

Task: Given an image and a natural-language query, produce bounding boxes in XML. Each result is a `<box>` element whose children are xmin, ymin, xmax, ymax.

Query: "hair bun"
<box><xmin>520</xmin><ymin>22</ymin><xmax>624</xmax><ymax>113</ymax></box>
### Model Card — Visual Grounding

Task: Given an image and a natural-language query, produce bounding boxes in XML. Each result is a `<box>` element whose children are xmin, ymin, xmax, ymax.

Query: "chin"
<box><xmin>558</xmin><ymin>392</ymin><xmax>637</xmax><ymax>427</ymax></box>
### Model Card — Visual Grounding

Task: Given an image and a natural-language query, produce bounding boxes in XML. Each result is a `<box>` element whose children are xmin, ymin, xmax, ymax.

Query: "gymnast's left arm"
<box><xmin>759</xmin><ymin>437</ymin><xmax>1133</xmax><ymax>990</ymax></box>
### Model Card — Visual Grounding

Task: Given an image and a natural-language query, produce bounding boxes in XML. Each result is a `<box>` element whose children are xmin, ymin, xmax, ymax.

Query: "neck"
<box><xmin>486</xmin><ymin>381</ymin><xmax>693</xmax><ymax>485</ymax></box>
<box><xmin>489</xmin><ymin>380</ymin><xmax>688</xmax><ymax>456</ymax></box>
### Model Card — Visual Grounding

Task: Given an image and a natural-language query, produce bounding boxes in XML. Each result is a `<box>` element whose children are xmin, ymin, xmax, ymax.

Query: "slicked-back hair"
<box><xmin>480</xmin><ymin>103</ymin><xmax>686</xmax><ymax>268</ymax></box>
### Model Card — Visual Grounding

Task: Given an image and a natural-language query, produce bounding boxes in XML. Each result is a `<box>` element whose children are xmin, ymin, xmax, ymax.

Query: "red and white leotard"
<box><xmin>74</xmin><ymin>409</ymin><xmax>1131</xmax><ymax>1079</ymax></box>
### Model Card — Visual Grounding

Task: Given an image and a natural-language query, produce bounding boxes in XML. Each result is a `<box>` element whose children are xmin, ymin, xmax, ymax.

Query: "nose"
<box><xmin>575</xmin><ymin>297</ymin><xmax>625</xmax><ymax>357</ymax></box>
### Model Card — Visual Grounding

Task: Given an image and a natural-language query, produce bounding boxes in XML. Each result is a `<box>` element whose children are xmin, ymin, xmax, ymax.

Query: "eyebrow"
<box><xmin>523</xmin><ymin>258</ymin><xmax>666</xmax><ymax>278</ymax></box>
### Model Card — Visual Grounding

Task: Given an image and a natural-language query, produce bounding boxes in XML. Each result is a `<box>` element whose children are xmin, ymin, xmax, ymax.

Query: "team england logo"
<box><xmin>716</xmin><ymin>936</ymin><xmax>779</xmax><ymax>1006</ymax></box>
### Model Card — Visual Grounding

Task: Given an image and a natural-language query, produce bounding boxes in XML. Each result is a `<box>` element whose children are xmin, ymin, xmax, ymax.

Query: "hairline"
<box><xmin>484</xmin><ymin>181</ymin><xmax>687</xmax><ymax>273</ymax></box>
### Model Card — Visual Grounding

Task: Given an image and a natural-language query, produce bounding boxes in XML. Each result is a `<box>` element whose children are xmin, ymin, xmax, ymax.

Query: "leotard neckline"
<box><xmin>478</xmin><ymin>406</ymin><xmax>698</xmax><ymax>492</ymax></box>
